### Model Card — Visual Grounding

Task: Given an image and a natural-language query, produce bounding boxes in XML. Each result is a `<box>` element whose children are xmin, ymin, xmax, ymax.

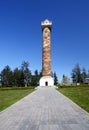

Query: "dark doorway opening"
<box><xmin>45</xmin><ymin>81</ymin><xmax>48</xmax><ymax>86</ymax></box>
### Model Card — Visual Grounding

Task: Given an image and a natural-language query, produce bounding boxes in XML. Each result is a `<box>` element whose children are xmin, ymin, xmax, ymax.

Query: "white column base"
<box><xmin>39</xmin><ymin>76</ymin><xmax>54</xmax><ymax>87</ymax></box>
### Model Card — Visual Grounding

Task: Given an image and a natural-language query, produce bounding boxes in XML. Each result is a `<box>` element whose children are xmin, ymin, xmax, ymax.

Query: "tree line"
<box><xmin>0</xmin><ymin>61</ymin><xmax>58</xmax><ymax>87</ymax></box>
<box><xmin>61</xmin><ymin>64</ymin><xmax>89</xmax><ymax>85</ymax></box>
<box><xmin>71</xmin><ymin>64</ymin><xmax>89</xmax><ymax>84</ymax></box>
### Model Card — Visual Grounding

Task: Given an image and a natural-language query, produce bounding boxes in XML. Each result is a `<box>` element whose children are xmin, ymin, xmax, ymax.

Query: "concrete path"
<box><xmin>0</xmin><ymin>88</ymin><xmax>89</xmax><ymax>130</ymax></box>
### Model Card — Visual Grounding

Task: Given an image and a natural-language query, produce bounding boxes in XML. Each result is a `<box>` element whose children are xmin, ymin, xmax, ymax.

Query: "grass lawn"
<box><xmin>0</xmin><ymin>87</ymin><xmax>34</xmax><ymax>112</ymax></box>
<box><xmin>57</xmin><ymin>86</ymin><xmax>89</xmax><ymax>112</ymax></box>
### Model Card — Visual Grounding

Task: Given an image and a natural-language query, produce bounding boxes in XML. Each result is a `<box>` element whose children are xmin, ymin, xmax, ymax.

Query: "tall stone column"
<box><xmin>42</xmin><ymin>21</ymin><xmax>51</xmax><ymax>76</ymax></box>
<box><xmin>39</xmin><ymin>19</ymin><xmax>54</xmax><ymax>87</ymax></box>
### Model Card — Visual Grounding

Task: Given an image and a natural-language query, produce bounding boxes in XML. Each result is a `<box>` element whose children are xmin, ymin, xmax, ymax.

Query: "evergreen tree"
<box><xmin>13</xmin><ymin>68</ymin><xmax>24</xmax><ymax>87</ymax></box>
<box><xmin>1</xmin><ymin>65</ymin><xmax>13</xmax><ymax>87</ymax></box>
<box><xmin>34</xmin><ymin>70</ymin><xmax>39</xmax><ymax>85</ymax></box>
<box><xmin>71</xmin><ymin>64</ymin><xmax>83</xmax><ymax>83</ymax></box>
<box><xmin>71</xmin><ymin>68</ymin><xmax>77</xmax><ymax>83</ymax></box>
<box><xmin>31</xmin><ymin>70</ymin><xmax>39</xmax><ymax>86</ymax></box>
<box><xmin>53</xmin><ymin>72</ymin><xmax>58</xmax><ymax>85</ymax></box>
<box><xmin>81</xmin><ymin>68</ymin><xmax>87</xmax><ymax>83</ymax></box>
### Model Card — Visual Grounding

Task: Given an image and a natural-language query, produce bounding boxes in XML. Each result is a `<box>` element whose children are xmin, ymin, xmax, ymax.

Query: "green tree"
<box><xmin>31</xmin><ymin>70</ymin><xmax>39</xmax><ymax>86</ymax></box>
<box><xmin>1</xmin><ymin>65</ymin><xmax>13</xmax><ymax>87</ymax></box>
<box><xmin>71</xmin><ymin>68</ymin><xmax>77</xmax><ymax>83</ymax></box>
<box><xmin>34</xmin><ymin>70</ymin><xmax>39</xmax><ymax>85</ymax></box>
<box><xmin>81</xmin><ymin>68</ymin><xmax>87</xmax><ymax>83</ymax></box>
<box><xmin>71</xmin><ymin>64</ymin><xmax>83</xmax><ymax>83</ymax></box>
<box><xmin>21</xmin><ymin>61</ymin><xmax>31</xmax><ymax>87</ymax></box>
<box><xmin>13</xmin><ymin>68</ymin><xmax>24</xmax><ymax>87</ymax></box>
<box><xmin>53</xmin><ymin>72</ymin><xmax>58</xmax><ymax>85</ymax></box>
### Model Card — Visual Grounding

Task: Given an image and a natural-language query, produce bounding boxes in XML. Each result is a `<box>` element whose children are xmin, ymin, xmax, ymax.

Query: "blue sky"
<box><xmin>0</xmin><ymin>0</ymin><xmax>89</xmax><ymax>82</ymax></box>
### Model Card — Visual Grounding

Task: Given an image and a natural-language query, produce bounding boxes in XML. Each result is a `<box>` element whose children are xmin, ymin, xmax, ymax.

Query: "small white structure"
<box><xmin>40</xmin><ymin>76</ymin><xmax>54</xmax><ymax>87</ymax></box>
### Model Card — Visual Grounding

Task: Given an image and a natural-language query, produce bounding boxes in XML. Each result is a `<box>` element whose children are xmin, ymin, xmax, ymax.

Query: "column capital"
<box><xmin>41</xmin><ymin>19</ymin><xmax>52</xmax><ymax>31</ymax></box>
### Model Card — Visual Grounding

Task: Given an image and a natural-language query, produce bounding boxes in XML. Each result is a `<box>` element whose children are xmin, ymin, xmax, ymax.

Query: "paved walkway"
<box><xmin>0</xmin><ymin>88</ymin><xmax>89</xmax><ymax>130</ymax></box>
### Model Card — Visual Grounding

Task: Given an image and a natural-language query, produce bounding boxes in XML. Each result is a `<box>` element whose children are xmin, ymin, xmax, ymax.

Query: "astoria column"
<box><xmin>40</xmin><ymin>19</ymin><xmax>54</xmax><ymax>86</ymax></box>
